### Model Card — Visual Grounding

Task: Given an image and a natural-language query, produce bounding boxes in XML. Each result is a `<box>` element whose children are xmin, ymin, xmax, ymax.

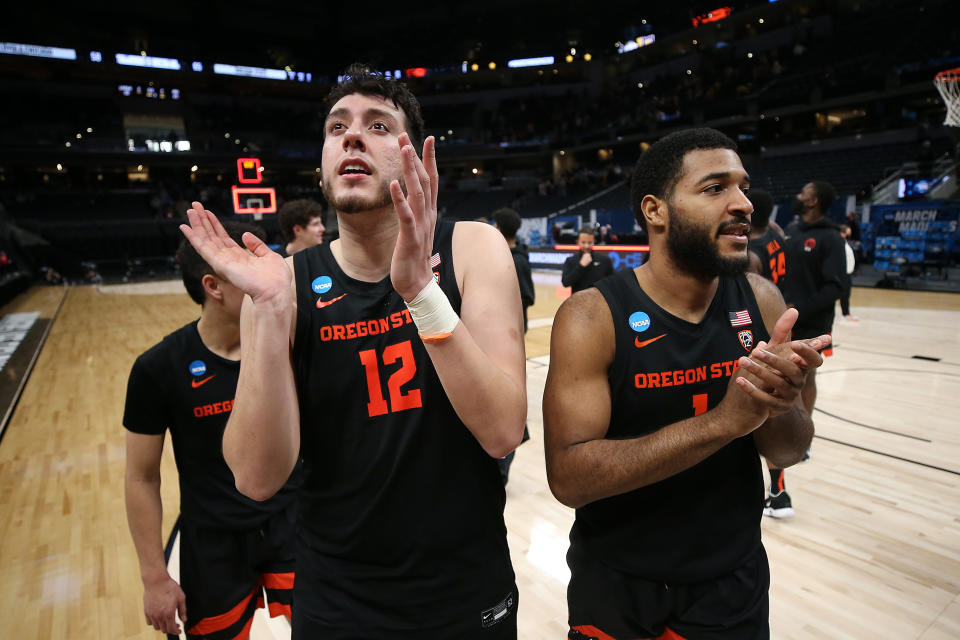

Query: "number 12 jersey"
<box><xmin>290</xmin><ymin>220</ymin><xmax>516</xmax><ymax>633</ymax></box>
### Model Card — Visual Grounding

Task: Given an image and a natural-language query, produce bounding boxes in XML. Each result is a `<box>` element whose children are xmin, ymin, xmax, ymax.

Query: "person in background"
<box><xmin>561</xmin><ymin>225</ymin><xmax>614</xmax><ymax>293</ymax></box>
<box><xmin>124</xmin><ymin>222</ymin><xmax>299</xmax><ymax>639</ymax></box>
<box><xmin>838</xmin><ymin>224</ymin><xmax>858</xmax><ymax>322</ymax></box>
<box><xmin>491</xmin><ymin>207</ymin><xmax>535</xmax><ymax>332</ymax></box>
<box><xmin>491</xmin><ymin>206</ymin><xmax>534</xmax><ymax>485</ymax></box>
<box><xmin>277</xmin><ymin>198</ymin><xmax>326</xmax><ymax>256</ymax></box>
<box><xmin>767</xmin><ymin>180</ymin><xmax>845</xmax><ymax>518</ymax></box>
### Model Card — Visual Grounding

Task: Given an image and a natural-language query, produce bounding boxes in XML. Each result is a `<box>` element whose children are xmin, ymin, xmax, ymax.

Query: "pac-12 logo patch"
<box><xmin>738</xmin><ymin>330</ymin><xmax>754</xmax><ymax>351</ymax></box>
<box><xmin>311</xmin><ymin>276</ymin><xmax>332</xmax><ymax>294</ymax></box>
<box><xmin>189</xmin><ymin>360</ymin><xmax>207</xmax><ymax>376</ymax></box>
<box><xmin>628</xmin><ymin>311</ymin><xmax>651</xmax><ymax>333</ymax></box>
<box><xmin>804</xmin><ymin>238</ymin><xmax>817</xmax><ymax>252</ymax></box>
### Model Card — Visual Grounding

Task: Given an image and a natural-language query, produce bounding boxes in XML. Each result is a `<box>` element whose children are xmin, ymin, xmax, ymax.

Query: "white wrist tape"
<box><xmin>405</xmin><ymin>278</ymin><xmax>459</xmax><ymax>343</ymax></box>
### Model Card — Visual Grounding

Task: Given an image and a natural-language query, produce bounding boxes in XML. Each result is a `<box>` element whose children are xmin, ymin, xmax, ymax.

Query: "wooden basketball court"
<box><xmin>0</xmin><ymin>274</ymin><xmax>958</xmax><ymax>639</ymax></box>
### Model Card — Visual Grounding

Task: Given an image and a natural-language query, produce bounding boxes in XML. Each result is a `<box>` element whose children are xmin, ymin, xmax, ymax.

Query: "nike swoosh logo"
<box><xmin>191</xmin><ymin>375</ymin><xmax>216</xmax><ymax>388</ymax></box>
<box><xmin>635</xmin><ymin>333</ymin><xmax>667</xmax><ymax>349</ymax></box>
<box><xmin>317</xmin><ymin>292</ymin><xmax>347</xmax><ymax>309</ymax></box>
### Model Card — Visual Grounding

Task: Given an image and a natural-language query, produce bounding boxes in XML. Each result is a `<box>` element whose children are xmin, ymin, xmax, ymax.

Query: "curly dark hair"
<box><xmin>324</xmin><ymin>63</ymin><xmax>424</xmax><ymax>149</ymax></box>
<box><xmin>491</xmin><ymin>207</ymin><xmax>521</xmax><ymax>240</ymax></box>
<box><xmin>630</xmin><ymin>128</ymin><xmax>738</xmax><ymax>230</ymax></box>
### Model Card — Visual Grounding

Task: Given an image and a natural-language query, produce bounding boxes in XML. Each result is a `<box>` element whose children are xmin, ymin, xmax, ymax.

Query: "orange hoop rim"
<box><xmin>934</xmin><ymin>67</ymin><xmax>960</xmax><ymax>82</ymax></box>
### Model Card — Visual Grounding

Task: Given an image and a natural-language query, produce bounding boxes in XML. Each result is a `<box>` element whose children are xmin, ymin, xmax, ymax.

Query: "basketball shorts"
<box><xmin>292</xmin><ymin>605</ymin><xmax>517</xmax><ymax>640</ymax></box>
<box><xmin>566</xmin><ymin>544</ymin><xmax>770</xmax><ymax>640</ymax></box>
<box><xmin>178</xmin><ymin>505</ymin><xmax>296</xmax><ymax>640</ymax></box>
<box><xmin>291</xmin><ymin>566</ymin><xmax>518</xmax><ymax>640</ymax></box>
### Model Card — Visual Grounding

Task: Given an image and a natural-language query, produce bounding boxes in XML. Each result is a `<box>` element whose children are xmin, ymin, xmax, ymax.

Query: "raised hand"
<box><xmin>390</xmin><ymin>134</ymin><xmax>439</xmax><ymax>302</ymax></box>
<box><xmin>180</xmin><ymin>202</ymin><xmax>292</xmax><ymax>306</ymax></box>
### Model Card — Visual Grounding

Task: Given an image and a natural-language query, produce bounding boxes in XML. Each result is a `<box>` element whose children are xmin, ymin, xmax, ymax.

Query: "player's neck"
<box><xmin>801</xmin><ymin>209</ymin><xmax>824</xmax><ymax>224</ymax></box>
<box><xmin>331</xmin><ymin>206</ymin><xmax>399</xmax><ymax>282</ymax></box>
<box><xmin>285</xmin><ymin>239</ymin><xmax>307</xmax><ymax>255</ymax></box>
<box><xmin>197</xmin><ymin>309</ymin><xmax>241</xmax><ymax>361</ymax></box>
<box><xmin>635</xmin><ymin>256</ymin><xmax>719</xmax><ymax>324</ymax></box>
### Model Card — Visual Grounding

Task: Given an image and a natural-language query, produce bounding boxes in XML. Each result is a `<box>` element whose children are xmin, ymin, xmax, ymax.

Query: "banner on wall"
<box><xmin>870</xmin><ymin>201</ymin><xmax>960</xmax><ymax>236</ymax></box>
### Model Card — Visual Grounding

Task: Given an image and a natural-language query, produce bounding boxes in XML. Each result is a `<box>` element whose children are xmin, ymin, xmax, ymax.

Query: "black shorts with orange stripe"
<box><xmin>566</xmin><ymin>544</ymin><xmax>770</xmax><ymax>640</ymax></box>
<box><xmin>178</xmin><ymin>502</ymin><xmax>296</xmax><ymax>640</ymax></box>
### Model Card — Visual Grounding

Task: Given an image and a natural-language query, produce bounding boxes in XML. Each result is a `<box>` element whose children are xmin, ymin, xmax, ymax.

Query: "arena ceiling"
<box><xmin>4</xmin><ymin>1</ymin><xmax>782</xmax><ymax>75</ymax></box>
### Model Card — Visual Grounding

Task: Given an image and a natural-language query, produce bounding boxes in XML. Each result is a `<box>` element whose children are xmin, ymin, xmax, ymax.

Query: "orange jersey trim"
<box><xmin>267</xmin><ymin>601</ymin><xmax>292</xmax><ymax>619</ymax></box>
<box><xmin>261</xmin><ymin>571</ymin><xmax>295</xmax><ymax>590</ymax></box>
<box><xmin>187</xmin><ymin>588</ymin><xmax>257</xmax><ymax>635</ymax></box>
<box><xmin>420</xmin><ymin>331</ymin><xmax>453</xmax><ymax>344</ymax></box>
<box><xmin>571</xmin><ymin>625</ymin><xmax>617</xmax><ymax>640</ymax></box>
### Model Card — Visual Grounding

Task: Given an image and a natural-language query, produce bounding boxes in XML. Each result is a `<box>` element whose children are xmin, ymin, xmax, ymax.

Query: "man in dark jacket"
<box><xmin>492</xmin><ymin>208</ymin><xmax>535</xmax><ymax>332</ymax></box>
<box><xmin>562</xmin><ymin>225</ymin><xmax>614</xmax><ymax>293</ymax></box>
<box><xmin>765</xmin><ymin>180</ymin><xmax>845</xmax><ymax>519</ymax></box>
<box><xmin>492</xmin><ymin>207</ymin><xmax>534</xmax><ymax>485</ymax></box>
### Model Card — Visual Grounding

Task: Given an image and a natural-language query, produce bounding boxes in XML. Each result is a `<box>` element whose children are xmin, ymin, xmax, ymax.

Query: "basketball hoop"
<box><xmin>934</xmin><ymin>67</ymin><xmax>960</xmax><ymax>127</ymax></box>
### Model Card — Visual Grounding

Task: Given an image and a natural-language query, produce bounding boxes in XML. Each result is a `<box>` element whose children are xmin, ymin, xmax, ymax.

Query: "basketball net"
<box><xmin>934</xmin><ymin>68</ymin><xmax>960</xmax><ymax>127</ymax></box>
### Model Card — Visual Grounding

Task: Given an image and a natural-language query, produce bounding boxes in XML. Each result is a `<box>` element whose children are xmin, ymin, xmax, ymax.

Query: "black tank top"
<box><xmin>290</xmin><ymin>220</ymin><xmax>514</xmax><ymax>625</ymax></box>
<box><xmin>571</xmin><ymin>269</ymin><xmax>769</xmax><ymax>583</ymax></box>
<box><xmin>747</xmin><ymin>227</ymin><xmax>785</xmax><ymax>284</ymax></box>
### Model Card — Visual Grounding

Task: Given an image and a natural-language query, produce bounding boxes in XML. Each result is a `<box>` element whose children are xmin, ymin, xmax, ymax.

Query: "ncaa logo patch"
<box><xmin>628</xmin><ymin>311</ymin><xmax>651</xmax><ymax>333</ymax></box>
<box><xmin>738</xmin><ymin>330</ymin><xmax>754</xmax><ymax>351</ymax></box>
<box><xmin>189</xmin><ymin>360</ymin><xmax>207</xmax><ymax>376</ymax></box>
<box><xmin>311</xmin><ymin>276</ymin><xmax>333</xmax><ymax>294</ymax></box>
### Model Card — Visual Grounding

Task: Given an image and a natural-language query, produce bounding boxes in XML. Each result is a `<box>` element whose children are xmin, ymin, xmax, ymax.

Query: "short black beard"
<box><xmin>321</xmin><ymin>174</ymin><xmax>402</xmax><ymax>214</ymax></box>
<box><xmin>666</xmin><ymin>211</ymin><xmax>749</xmax><ymax>281</ymax></box>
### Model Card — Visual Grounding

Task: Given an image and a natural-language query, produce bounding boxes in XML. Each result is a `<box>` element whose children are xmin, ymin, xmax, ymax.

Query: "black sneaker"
<box><xmin>764</xmin><ymin>490</ymin><xmax>795</xmax><ymax>519</ymax></box>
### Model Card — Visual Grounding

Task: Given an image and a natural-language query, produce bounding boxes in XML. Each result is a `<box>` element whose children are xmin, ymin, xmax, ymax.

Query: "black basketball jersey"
<box><xmin>123</xmin><ymin>321</ymin><xmax>299</xmax><ymax>530</ymax></box>
<box><xmin>290</xmin><ymin>220</ymin><xmax>515</xmax><ymax>628</ymax></box>
<box><xmin>571</xmin><ymin>270</ymin><xmax>770</xmax><ymax>583</ymax></box>
<box><xmin>747</xmin><ymin>227</ymin><xmax>785</xmax><ymax>284</ymax></box>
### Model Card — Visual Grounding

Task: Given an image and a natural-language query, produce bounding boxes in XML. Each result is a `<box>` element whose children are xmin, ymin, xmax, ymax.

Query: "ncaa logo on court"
<box><xmin>189</xmin><ymin>360</ymin><xmax>207</xmax><ymax>376</ymax></box>
<box><xmin>628</xmin><ymin>311</ymin><xmax>651</xmax><ymax>333</ymax></box>
<box><xmin>312</xmin><ymin>276</ymin><xmax>333</xmax><ymax>294</ymax></box>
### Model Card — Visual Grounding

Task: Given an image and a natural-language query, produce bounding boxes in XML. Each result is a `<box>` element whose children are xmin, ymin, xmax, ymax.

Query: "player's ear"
<box><xmin>641</xmin><ymin>195</ymin><xmax>666</xmax><ymax>231</ymax></box>
<box><xmin>201</xmin><ymin>273</ymin><xmax>223</xmax><ymax>302</ymax></box>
